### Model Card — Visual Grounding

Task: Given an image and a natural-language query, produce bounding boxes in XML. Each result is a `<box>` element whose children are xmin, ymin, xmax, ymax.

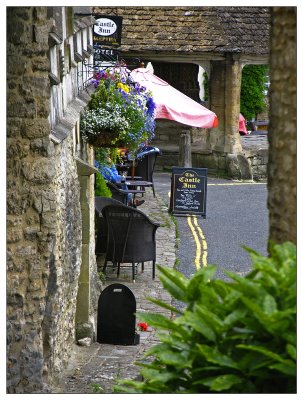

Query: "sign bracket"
<box><xmin>77</xmin><ymin>53</ymin><xmax>141</xmax><ymax>94</ymax></box>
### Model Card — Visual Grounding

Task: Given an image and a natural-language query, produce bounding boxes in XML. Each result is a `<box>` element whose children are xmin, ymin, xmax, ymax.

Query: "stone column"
<box><xmin>225</xmin><ymin>54</ymin><xmax>243</xmax><ymax>154</ymax></box>
<box><xmin>179</xmin><ymin>130</ymin><xmax>192</xmax><ymax>167</ymax></box>
<box><xmin>209</xmin><ymin>54</ymin><xmax>242</xmax><ymax>154</ymax></box>
<box><xmin>75</xmin><ymin>158</ymin><xmax>99</xmax><ymax>341</ymax></box>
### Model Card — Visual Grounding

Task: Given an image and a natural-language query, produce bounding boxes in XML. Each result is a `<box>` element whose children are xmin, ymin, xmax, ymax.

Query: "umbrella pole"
<box><xmin>132</xmin><ymin>159</ymin><xmax>135</xmax><ymax>180</ymax></box>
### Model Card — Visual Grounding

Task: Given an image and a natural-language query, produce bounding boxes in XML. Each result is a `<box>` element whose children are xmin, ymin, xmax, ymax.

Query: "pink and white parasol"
<box><xmin>130</xmin><ymin>67</ymin><xmax>218</xmax><ymax>129</ymax></box>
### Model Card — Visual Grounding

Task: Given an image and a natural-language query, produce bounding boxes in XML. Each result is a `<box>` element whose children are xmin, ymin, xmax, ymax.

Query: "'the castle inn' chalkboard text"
<box><xmin>170</xmin><ymin>167</ymin><xmax>207</xmax><ymax>217</ymax></box>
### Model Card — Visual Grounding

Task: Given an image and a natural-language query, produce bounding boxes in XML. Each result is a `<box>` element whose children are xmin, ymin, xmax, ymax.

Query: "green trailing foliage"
<box><xmin>95</xmin><ymin>172</ymin><xmax>112</xmax><ymax>197</ymax></box>
<box><xmin>203</xmin><ymin>71</ymin><xmax>209</xmax><ymax>102</ymax></box>
<box><xmin>115</xmin><ymin>242</ymin><xmax>296</xmax><ymax>394</ymax></box>
<box><xmin>94</xmin><ymin>148</ymin><xmax>115</xmax><ymax>197</ymax></box>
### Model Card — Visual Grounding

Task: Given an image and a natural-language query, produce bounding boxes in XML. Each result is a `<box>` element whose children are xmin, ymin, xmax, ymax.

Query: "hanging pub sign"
<box><xmin>93</xmin><ymin>14</ymin><xmax>123</xmax><ymax>47</ymax></box>
<box><xmin>169</xmin><ymin>167</ymin><xmax>208</xmax><ymax>217</ymax></box>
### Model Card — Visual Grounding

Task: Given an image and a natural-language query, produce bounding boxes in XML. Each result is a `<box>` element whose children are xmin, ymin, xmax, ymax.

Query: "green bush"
<box><xmin>95</xmin><ymin>172</ymin><xmax>111</xmax><ymax>197</ymax></box>
<box><xmin>240</xmin><ymin>65</ymin><xmax>268</xmax><ymax>121</ymax></box>
<box><xmin>116</xmin><ymin>242</ymin><xmax>296</xmax><ymax>394</ymax></box>
<box><xmin>94</xmin><ymin>148</ymin><xmax>115</xmax><ymax>197</ymax></box>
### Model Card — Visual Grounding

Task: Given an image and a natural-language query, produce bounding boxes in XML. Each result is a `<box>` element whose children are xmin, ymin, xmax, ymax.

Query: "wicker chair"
<box><xmin>102</xmin><ymin>204</ymin><xmax>160</xmax><ymax>281</ymax></box>
<box><xmin>106</xmin><ymin>181</ymin><xmax>145</xmax><ymax>205</ymax></box>
<box><xmin>95</xmin><ymin>197</ymin><xmax>123</xmax><ymax>255</ymax></box>
<box><xmin>106</xmin><ymin>181</ymin><xmax>129</xmax><ymax>205</ymax></box>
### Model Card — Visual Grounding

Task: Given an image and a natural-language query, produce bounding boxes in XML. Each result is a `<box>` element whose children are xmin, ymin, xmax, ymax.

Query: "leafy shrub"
<box><xmin>95</xmin><ymin>172</ymin><xmax>111</xmax><ymax>197</ymax></box>
<box><xmin>240</xmin><ymin>65</ymin><xmax>268</xmax><ymax>121</ymax></box>
<box><xmin>94</xmin><ymin>148</ymin><xmax>114</xmax><ymax>197</ymax></box>
<box><xmin>115</xmin><ymin>242</ymin><xmax>296</xmax><ymax>394</ymax></box>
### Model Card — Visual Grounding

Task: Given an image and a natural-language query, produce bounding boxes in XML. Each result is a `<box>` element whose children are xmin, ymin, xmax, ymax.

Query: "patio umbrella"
<box><xmin>130</xmin><ymin>67</ymin><xmax>218</xmax><ymax>129</ymax></box>
<box><xmin>239</xmin><ymin>113</ymin><xmax>248</xmax><ymax>135</ymax></box>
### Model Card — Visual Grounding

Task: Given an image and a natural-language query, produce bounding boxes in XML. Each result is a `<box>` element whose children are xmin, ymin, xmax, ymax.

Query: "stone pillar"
<box><xmin>209</xmin><ymin>54</ymin><xmax>242</xmax><ymax>154</ymax></box>
<box><xmin>179</xmin><ymin>130</ymin><xmax>192</xmax><ymax>167</ymax></box>
<box><xmin>75</xmin><ymin>158</ymin><xmax>99</xmax><ymax>341</ymax></box>
<box><xmin>77</xmin><ymin>175</ymin><xmax>90</xmax><ymax>324</ymax></box>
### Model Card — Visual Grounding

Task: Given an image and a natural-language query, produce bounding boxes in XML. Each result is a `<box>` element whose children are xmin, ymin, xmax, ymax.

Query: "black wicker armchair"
<box><xmin>95</xmin><ymin>197</ymin><xmax>122</xmax><ymax>255</ymax></box>
<box><xmin>106</xmin><ymin>181</ymin><xmax>144</xmax><ymax>205</ymax></box>
<box><xmin>101</xmin><ymin>204</ymin><xmax>160</xmax><ymax>282</ymax></box>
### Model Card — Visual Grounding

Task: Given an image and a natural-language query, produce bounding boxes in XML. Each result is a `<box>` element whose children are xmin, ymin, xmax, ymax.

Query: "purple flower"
<box><xmin>146</xmin><ymin>97</ymin><xmax>157</xmax><ymax>116</ymax></box>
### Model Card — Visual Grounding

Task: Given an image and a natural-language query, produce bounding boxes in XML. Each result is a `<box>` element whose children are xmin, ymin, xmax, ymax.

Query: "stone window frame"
<box><xmin>49</xmin><ymin>32</ymin><xmax>63</xmax><ymax>86</ymax></box>
<box><xmin>72</xmin><ymin>120</ymin><xmax>81</xmax><ymax>156</ymax></box>
<box><xmin>48</xmin><ymin>7</ymin><xmax>74</xmax><ymax>86</ymax></box>
<box><xmin>87</xmin><ymin>25</ymin><xmax>94</xmax><ymax>56</ymax></box>
<box><xmin>74</xmin><ymin>30</ymin><xmax>84</xmax><ymax>63</ymax></box>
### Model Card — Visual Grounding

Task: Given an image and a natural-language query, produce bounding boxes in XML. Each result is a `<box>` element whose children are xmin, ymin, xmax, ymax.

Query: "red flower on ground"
<box><xmin>137</xmin><ymin>322</ymin><xmax>148</xmax><ymax>331</ymax></box>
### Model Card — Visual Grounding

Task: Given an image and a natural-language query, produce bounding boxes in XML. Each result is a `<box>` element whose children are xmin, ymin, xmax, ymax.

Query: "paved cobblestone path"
<box><xmin>52</xmin><ymin>188</ymin><xmax>176</xmax><ymax>394</ymax></box>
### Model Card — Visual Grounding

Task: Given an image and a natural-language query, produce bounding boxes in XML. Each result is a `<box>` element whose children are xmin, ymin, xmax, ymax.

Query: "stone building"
<box><xmin>93</xmin><ymin>6</ymin><xmax>270</xmax><ymax>180</ymax></box>
<box><xmin>7</xmin><ymin>7</ymin><xmax>100</xmax><ymax>393</ymax></box>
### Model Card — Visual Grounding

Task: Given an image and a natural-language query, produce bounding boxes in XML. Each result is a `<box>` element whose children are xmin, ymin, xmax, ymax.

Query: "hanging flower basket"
<box><xmin>85</xmin><ymin>130</ymin><xmax>126</xmax><ymax>148</ymax></box>
<box><xmin>80</xmin><ymin>67</ymin><xmax>157</xmax><ymax>152</ymax></box>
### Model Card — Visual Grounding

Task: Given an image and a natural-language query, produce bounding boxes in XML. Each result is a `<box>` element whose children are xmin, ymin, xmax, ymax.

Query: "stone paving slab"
<box><xmin>52</xmin><ymin>188</ymin><xmax>176</xmax><ymax>394</ymax></box>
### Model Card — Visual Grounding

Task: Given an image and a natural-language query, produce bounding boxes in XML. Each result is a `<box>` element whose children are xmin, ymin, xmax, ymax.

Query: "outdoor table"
<box><xmin>125</xmin><ymin>176</ymin><xmax>142</xmax><ymax>180</ymax></box>
<box><xmin>125</xmin><ymin>180</ymin><xmax>153</xmax><ymax>188</ymax></box>
<box><xmin>125</xmin><ymin>180</ymin><xmax>153</xmax><ymax>197</ymax></box>
<box><xmin>113</xmin><ymin>181</ymin><xmax>145</xmax><ymax>200</ymax></box>
<box><xmin>116</xmin><ymin>163</ymin><xmax>130</xmax><ymax>175</ymax></box>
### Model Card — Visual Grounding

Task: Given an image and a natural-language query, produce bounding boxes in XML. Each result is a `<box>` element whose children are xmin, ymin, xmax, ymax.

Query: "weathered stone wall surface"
<box><xmin>7</xmin><ymin>7</ymin><xmax>97</xmax><ymax>393</ymax></box>
<box><xmin>7</xmin><ymin>7</ymin><xmax>54</xmax><ymax>393</ymax></box>
<box><xmin>267</xmin><ymin>7</ymin><xmax>296</xmax><ymax>244</ymax></box>
<box><xmin>42</xmin><ymin>136</ymin><xmax>82</xmax><ymax>381</ymax></box>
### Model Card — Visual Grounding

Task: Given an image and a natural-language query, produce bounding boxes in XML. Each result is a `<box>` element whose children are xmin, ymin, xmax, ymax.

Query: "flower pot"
<box><xmin>86</xmin><ymin>130</ymin><xmax>125</xmax><ymax>148</ymax></box>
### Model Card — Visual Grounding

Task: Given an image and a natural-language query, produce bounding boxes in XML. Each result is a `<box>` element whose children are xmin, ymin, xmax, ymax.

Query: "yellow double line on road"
<box><xmin>168</xmin><ymin>190</ymin><xmax>207</xmax><ymax>270</ymax></box>
<box><xmin>187</xmin><ymin>215</ymin><xmax>208</xmax><ymax>270</ymax></box>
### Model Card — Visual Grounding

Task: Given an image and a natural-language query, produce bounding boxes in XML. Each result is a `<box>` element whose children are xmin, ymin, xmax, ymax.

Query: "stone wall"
<box><xmin>7</xmin><ymin>7</ymin><xmax>98</xmax><ymax>393</ymax></box>
<box><xmin>242</xmin><ymin>148</ymin><xmax>268</xmax><ymax>181</ymax></box>
<box><xmin>7</xmin><ymin>7</ymin><xmax>53</xmax><ymax>392</ymax></box>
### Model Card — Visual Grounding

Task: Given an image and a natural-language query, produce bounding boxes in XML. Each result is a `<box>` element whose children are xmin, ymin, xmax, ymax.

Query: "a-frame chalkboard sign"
<box><xmin>97</xmin><ymin>283</ymin><xmax>139</xmax><ymax>345</ymax></box>
<box><xmin>169</xmin><ymin>167</ymin><xmax>208</xmax><ymax>217</ymax></box>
